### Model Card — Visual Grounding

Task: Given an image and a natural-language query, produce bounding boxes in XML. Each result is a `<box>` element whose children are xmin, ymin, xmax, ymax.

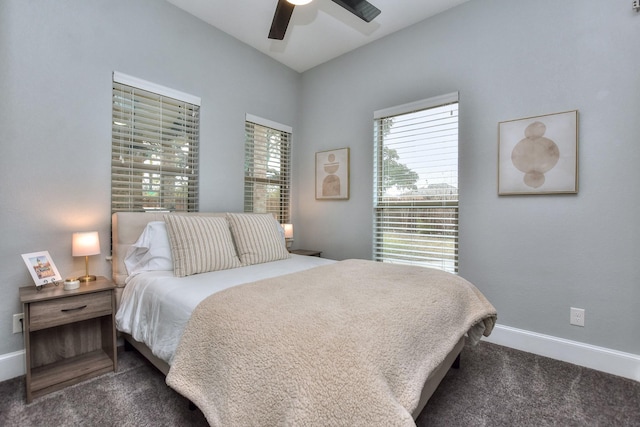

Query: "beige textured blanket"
<box><xmin>166</xmin><ymin>259</ymin><xmax>496</xmax><ymax>427</ymax></box>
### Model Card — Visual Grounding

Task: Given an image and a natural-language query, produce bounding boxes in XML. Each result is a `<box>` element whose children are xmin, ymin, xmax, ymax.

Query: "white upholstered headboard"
<box><xmin>111</xmin><ymin>212</ymin><xmax>227</xmax><ymax>286</ymax></box>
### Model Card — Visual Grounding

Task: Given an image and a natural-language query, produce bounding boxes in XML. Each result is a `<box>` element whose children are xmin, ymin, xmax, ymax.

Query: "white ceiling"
<box><xmin>166</xmin><ymin>0</ymin><xmax>469</xmax><ymax>73</ymax></box>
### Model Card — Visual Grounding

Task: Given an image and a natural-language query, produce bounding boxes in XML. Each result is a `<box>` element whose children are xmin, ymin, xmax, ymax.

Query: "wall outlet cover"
<box><xmin>12</xmin><ymin>313</ymin><xmax>24</xmax><ymax>334</ymax></box>
<box><xmin>570</xmin><ymin>307</ymin><xmax>585</xmax><ymax>327</ymax></box>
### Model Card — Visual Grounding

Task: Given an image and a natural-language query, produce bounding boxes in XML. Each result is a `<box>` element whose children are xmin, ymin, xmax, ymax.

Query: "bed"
<box><xmin>112</xmin><ymin>212</ymin><xmax>496</xmax><ymax>426</ymax></box>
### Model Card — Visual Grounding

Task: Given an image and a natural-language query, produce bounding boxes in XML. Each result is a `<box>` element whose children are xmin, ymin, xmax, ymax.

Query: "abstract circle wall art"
<box><xmin>316</xmin><ymin>148</ymin><xmax>350</xmax><ymax>200</ymax></box>
<box><xmin>498</xmin><ymin>110</ymin><xmax>578</xmax><ymax>195</ymax></box>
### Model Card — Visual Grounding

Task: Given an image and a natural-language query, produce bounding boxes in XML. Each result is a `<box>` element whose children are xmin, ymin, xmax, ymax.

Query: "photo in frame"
<box><xmin>316</xmin><ymin>148</ymin><xmax>350</xmax><ymax>200</ymax></box>
<box><xmin>498</xmin><ymin>110</ymin><xmax>578</xmax><ymax>195</ymax></box>
<box><xmin>21</xmin><ymin>251</ymin><xmax>62</xmax><ymax>287</ymax></box>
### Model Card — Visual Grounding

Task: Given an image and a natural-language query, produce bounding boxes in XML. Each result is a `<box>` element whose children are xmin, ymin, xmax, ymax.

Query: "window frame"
<box><xmin>111</xmin><ymin>72</ymin><xmax>201</xmax><ymax>213</ymax></box>
<box><xmin>244</xmin><ymin>114</ymin><xmax>292</xmax><ymax>224</ymax></box>
<box><xmin>373</xmin><ymin>92</ymin><xmax>459</xmax><ymax>273</ymax></box>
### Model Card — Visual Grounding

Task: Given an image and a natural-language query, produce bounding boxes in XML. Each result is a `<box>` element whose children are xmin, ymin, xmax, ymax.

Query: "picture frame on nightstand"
<box><xmin>21</xmin><ymin>251</ymin><xmax>62</xmax><ymax>287</ymax></box>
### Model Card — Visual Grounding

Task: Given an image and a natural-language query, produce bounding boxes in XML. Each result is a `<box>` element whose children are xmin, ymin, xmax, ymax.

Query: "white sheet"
<box><xmin>115</xmin><ymin>254</ymin><xmax>335</xmax><ymax>365</ymax></box>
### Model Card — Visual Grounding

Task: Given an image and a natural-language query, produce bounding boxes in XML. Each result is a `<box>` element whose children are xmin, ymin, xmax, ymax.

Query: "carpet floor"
<box><xmin>0</xmin><ymin>341</ymin><xmax>638</xmax><ymax>426</ymax></box>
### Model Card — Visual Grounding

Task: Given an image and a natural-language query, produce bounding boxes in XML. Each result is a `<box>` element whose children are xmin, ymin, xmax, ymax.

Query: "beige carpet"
<box><xmin>0</xmin><ymin>342</ymin><xmax>638</xmax><ymax>426</ymax></box>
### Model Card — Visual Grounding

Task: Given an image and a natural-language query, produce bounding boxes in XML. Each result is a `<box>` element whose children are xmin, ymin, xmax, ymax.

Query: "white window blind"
<box><xmin>244</xmin><ymin>114</ymin><xmax>291</xmax><ymax>223</ymax></box>
<box><xmin>373</xmin><ymin>92</ymin><xmax>459</xmax><ymax>273</ymax></box>
<box><xmin>112</xmin><ymin>73</ymin><xmax>200</xmax><ymax>213</ymax></box>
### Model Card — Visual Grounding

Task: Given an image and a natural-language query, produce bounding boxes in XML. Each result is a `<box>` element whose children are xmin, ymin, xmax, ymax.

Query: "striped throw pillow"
<box><xmin>226</xmin><ymin>213</ymin><xmax>290</xmax><ymax>266</ymax></box>
<box><xmin>164</xmin><ymin>215</ymin><xmax>241</xmax><ymax>277</ymax></box>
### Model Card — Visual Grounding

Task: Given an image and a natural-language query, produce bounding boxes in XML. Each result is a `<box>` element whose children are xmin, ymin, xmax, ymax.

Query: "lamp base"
<box><xmin>78</xmin><ymin>275</ymin><xmax>96</xmax><ymax>282</ymax></box>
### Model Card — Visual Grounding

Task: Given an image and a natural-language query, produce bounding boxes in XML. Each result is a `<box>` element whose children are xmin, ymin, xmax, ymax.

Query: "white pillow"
<box><xmin>124</xmin><ymin>221</ymin><xmax>173</xmax><ymax>275</ymax></box>
<box><xmin>164</xmin><ymin>215</ymin><xmax>242</xmax><ymax>277</ymax></box>
<box><xmin>226</xmin><ymin>213</ymin><xmax>290</xmax><ymax>266</ymax></box>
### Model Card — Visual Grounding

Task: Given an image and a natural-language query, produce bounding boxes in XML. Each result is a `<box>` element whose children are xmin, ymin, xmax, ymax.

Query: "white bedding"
<box><xmin>115</xmin><ymin>254</ymin><xmax>335</xmax><ymax>364</ymax></box>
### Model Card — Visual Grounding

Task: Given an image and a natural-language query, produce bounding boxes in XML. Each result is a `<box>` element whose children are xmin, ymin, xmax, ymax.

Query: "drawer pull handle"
<box><xmin>61</xmin><ymin>305</ymin><xmax>87</xmax><ymax>312</ymax></box>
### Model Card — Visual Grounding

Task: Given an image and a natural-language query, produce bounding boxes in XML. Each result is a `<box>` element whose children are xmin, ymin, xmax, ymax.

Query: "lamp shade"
<box><xmin>283</xmin><ymin>224</ymin><xmax>294</xmax><ymax>239</ymax></box>
<box><xmin>287</xmin><ymin>0</ymin><xmax>312</xmax><ymax>5</ymax></box>
<box><xmin>72</xmin><ymin>231</ymin><xmax>101</xmax><ymax>257</ymax></box>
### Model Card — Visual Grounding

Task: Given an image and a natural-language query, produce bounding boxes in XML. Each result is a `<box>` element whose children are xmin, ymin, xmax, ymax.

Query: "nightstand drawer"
<box><xmin>29</xmin><ymin>291</ymin><xmax>112</xmax><ymax>331</ymax></box>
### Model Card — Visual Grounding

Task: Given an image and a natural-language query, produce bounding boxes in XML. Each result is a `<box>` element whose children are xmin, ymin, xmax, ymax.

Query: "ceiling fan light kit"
<box><xmin>269</xmin><ymin>0</ymin><xmax>381</xmax><ymax>40</ymax></box>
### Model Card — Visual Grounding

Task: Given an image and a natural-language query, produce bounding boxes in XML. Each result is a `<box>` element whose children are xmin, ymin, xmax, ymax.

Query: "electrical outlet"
<box><xmin>12</xmin><ymin>313</ymin><xmax>24</xmax><ymax>334</ymax></box>
<box><xmin>570</xmin><ymin>307</ymin><xmax>585</xmax><ymax>327</ymax></box>
<box><xmin>634</xmin><ymin>0</ymin><xmax>640</xmax><ymax>11</ymax></box>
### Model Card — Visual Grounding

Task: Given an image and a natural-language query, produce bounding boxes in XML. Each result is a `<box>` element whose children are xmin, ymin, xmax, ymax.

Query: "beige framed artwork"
<box><xmin>498</xmin><ymin>110</ymin><xmax>578</xmax><ymax>195</ymax></box>
<box><xmin>316</xmin><ymin>148</ymin><xmax>349</xmax><ymax>200</ymax></box>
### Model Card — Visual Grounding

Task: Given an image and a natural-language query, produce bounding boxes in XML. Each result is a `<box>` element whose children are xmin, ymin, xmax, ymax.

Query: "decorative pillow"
<box><xmin>226</xmin><ymin>213</ymin><xmax>290</xmax><ymax>266</ymax></box>
<box><xmin>124</xmin><ymin>221</ymin><xmax>173</xmax><ymax>275</ymax></box>
<box><xmin>163</xmin><ymin>215</ymin><xmax>241</xmax><ymax>277</ymax></box>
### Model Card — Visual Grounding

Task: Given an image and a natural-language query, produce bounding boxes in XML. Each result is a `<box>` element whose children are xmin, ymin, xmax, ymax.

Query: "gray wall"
<box><xmin>1</xmin><ymin>0</ymin><xmax>638</xmax><ymax>360</ymax></box>
<box><xmin>0</xmin><ymin>0</ymin><xmax>300</xmax><ymax>355</ymax></box>
<box><xmin>295</xmin><ymin>0</ymin><xmax>640</xmax><ymax>354</ymax></box>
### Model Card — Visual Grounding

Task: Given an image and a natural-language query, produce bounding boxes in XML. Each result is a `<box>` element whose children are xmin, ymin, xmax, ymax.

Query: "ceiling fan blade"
<box><xmin>330</xmin><ymin>0</ymin><xmax>381</xmax><ymax>22</ymax></box>
<box><xmin>268</xmin><ymin>0</ymin><xmax>296</xmax><ymax>40</ymax></box>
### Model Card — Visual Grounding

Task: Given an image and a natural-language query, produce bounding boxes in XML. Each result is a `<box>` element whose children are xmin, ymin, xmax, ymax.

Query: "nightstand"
<box><xmin>19</xmin><ymin>277</ymin><xmax>117</xmax><ymax>403</ymax></box>
<box><xmin>290</xmin><ymin>249</ymin><xmax>322</xmax><ymax>257</ymax></box>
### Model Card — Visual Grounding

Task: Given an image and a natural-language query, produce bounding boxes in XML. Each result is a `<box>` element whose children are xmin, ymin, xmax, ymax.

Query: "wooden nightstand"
<box><xmin>290</xmin><ymin>249</ymin><xmax>322</xmax><ymax>257</ymax></box>
<box><xmin>19</xmin><ymin>277</ymin><xmax>117</xmax><ymax>403</ymax></box>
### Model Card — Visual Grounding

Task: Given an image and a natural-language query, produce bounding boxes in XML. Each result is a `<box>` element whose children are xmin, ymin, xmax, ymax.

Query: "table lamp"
<box><xmin>283</xmin><ymin>223</ymin><xmax>293</xmax><ymax>250</ymax></box>
<box><xmin>72</xmin><ymin>231</ymin><xmax>100</xmax><ymax>282</ymax></box>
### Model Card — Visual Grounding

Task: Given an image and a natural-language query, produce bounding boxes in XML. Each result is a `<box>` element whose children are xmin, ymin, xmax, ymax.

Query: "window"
<box><xmin>111</xmin><ymin>72</ymin><xmax>200</xmax><ymax>213</ymax></box>
<box><xmin>373</xmin><ymin>92</ymin><xmax>459</xmax><ymax>273</ymax></box>
<box><xmin>244</xmin><ymin>114</ymin><xmax>291</xmax><ymax>223</ymax></box>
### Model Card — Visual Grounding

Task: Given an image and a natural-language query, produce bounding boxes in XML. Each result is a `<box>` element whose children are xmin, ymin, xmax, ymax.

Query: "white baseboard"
<box><xmin>484</xmin><ymin>324</ymin><xmax>640</xmax><ymax>382</ymax></box>
<box><xmin>0</xmin><ymin>350</ymin><xmax>25</xmax><ymax>382</ymax></box>
<box><xmin>1</xmin><ymin>326</ymin><xmax>638</xmax><ymax>383</ymax></box>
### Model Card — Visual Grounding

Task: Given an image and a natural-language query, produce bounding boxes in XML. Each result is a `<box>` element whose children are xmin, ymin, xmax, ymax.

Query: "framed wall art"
<box><xmin>21</xmin><ymin>251</ymin><xmax>62</xmax><ymax>287</ymax></box>
<box><xmin>498</xmin><ymin>110</ymin><xmax>578</xmax><ymax>195</ymax></box>
<box><xmin>316</xmin><ymin>148</ymin><xmax>350</xmax><ymax>200</ymax></box>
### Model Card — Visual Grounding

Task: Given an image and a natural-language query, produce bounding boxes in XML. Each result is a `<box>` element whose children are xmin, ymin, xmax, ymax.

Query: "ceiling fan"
<box><xmin>268</xmin><ymin>0</ymin><xmax>381</xmax><ymax>40</ymax></box>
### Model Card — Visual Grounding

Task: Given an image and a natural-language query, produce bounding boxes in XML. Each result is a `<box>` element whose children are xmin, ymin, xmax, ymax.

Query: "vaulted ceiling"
<box><xmin>166</xmin><ymin>0</ymin><xmax>470</xmax><ymax>72</ymax></box>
